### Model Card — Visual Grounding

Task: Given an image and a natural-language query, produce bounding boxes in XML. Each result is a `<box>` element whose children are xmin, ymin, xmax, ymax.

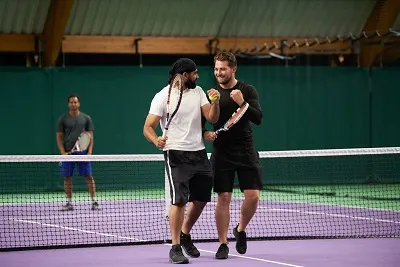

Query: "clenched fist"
<box><xmin>230</xmin><ymin>89</ymin><xmax>245</xmax><ymax>106</ymax></box>
<box><xmin>203</xmin><ymin>131</ymin><xmax>216</xmax><ymax>142</ymax></box>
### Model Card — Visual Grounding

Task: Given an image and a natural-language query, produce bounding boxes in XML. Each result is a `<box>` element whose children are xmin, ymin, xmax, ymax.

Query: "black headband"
<box><xmin>169</xmin><ymin>58</ymin><xmax>197</xmax><ymax>77</ymax></box>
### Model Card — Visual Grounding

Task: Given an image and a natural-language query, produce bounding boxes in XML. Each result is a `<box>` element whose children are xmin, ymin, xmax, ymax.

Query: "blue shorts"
<box><xmin>60</xmin><ymin>150</ymin><xmax>92</xmax><ymax>177</ymax></box>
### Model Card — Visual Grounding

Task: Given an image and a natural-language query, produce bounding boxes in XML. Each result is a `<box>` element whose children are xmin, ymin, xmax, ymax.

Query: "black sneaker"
<box><xmin>180</xmin><ymin>232</ymin><xmax>200</xmax><ymax>258</ymax></box>
<box><xmin>215</xmin><ymin>243</ymin><xmax>229</xmax><ymax>259</ymax></box>
<box><xmin>61</xmin><ymin>202</ymin><xmax>73</xmax><ymax>211</ymax></box>
<box><xmin>169</xmin><ymin>244</ymin><xmax>189</xmax><ymax>264</ymax></box>
<box><xmin>233</xmin><ymin>225</ymin><xmax>247</xmax><ymax>254</ymax></box>
<box><xmin>91</xmin><ymin>202</ymin><xmax>100</xmax><ymax>210</ymax></box>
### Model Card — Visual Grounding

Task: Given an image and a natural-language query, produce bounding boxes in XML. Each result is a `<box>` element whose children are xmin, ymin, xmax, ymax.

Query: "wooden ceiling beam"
<box><xmin>62</xmin><ymin>35</ymin><xmax>352</xmax><ymax>55</ymax></box>
<box><xmin>0</xmin><ymin>34</ymin><xmax>352</xmax><ymax>55</ymax></box>
<box><xmin>42</xmin><ymin>0</ymin><xmax>74</xmax><ymax>67</ymax></box>
<box><xmin>359</xmin><ymin>0</ymin><xmax>400</xmax><ymax>67</ymax></box>
<box><xmin>0</xmin><ymin>34</ymin><xmax>35</xmax><ymax>52</ymax></box>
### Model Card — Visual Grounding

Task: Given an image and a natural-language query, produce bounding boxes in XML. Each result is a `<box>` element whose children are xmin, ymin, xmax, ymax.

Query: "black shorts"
<box><xmin>211</xmin><ymin>147</ymin><xmax>263</xmax><ymax>193</ymax></box>
<box><xmin>164</xmin><ymin>149</ymin><xmax>213</xmax><ymax>205</ymax></box>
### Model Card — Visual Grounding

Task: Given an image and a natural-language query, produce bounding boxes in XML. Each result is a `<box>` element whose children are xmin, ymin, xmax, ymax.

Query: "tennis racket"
<box><xmin>69</xmin><ymin>131</ymin><xmax>91</xmax><ymax>154</ymax></box>
<box><xmin>215</xmin><ymin>102</ymin><xmax>249</xmax><ymax>137</ymax></box>
<box><xmin>162</xmin><ymin>74</ymin><xmax>184</xmax><ymax>138</ymax></box>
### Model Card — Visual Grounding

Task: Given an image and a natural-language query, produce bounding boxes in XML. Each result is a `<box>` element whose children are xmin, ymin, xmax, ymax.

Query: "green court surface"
<box><xmin>1</xmin><ymin>184</ymin><xmax>399</xmax><ymax>211</ymax></box>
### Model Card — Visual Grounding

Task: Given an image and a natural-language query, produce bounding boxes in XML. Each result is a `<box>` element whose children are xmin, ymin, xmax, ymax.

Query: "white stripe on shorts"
<box><xmin>165</xmin><ymin>151</ymin><xmax>176</xmax><ymax>205</ymax></box>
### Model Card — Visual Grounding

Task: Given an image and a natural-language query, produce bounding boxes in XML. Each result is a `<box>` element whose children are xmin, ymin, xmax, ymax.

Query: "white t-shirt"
<box><xmin>149</xmin><ymin>85</ymin><xmax>209</xmax><ymax>151</ymax></box>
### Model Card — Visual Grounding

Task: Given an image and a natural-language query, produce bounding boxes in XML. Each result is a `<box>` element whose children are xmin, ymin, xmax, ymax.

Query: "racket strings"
<box><xmin>78</xmin><ymin>134</ymin><xmax>91</xmax><ymax>150</ymax></box>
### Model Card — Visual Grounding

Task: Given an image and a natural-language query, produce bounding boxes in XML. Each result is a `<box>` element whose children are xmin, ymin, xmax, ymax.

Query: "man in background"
<box><xmin>56</xmin><ymin>94</ymin><xmax>100</xmax><ymax>211</ymax></box>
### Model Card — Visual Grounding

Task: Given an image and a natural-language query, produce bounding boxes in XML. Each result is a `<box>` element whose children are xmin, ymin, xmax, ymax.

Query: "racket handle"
<box><xmin>162</xmin><ymin>129</ymin><xmax>167</xmax><ymax>138</ymax></box>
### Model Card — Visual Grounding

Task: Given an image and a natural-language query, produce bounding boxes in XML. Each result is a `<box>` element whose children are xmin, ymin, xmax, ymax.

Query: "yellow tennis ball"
<box><xmin>209</xmin><ymin>95</ymin><xmax>218</xmax><ymax>102</ymax></box>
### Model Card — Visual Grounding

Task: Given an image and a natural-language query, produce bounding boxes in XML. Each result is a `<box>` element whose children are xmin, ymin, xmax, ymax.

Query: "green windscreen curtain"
<box><xmin>0</xmin><ymin>66</ymin><xmax>398</xmax><ymax>154</ymax></box>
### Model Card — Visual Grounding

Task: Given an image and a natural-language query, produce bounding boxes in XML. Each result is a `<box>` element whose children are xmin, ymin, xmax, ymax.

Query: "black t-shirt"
<box><xmin>204</xmin><ymin>80</ymin><xmax>263</xmax><ymax>152</ymax></box>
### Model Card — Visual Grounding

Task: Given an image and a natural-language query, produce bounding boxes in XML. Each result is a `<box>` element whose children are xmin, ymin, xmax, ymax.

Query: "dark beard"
<box><xmin>185</xmin><ymin>79</ymin><xmax>196</xmax><ymax>89</ymax></box>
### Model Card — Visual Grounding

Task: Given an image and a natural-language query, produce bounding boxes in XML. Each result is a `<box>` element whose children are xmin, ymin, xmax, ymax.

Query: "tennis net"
<box><xmin>1</xmin><ymin>147</ymin><xmax>399</xmax><ymax>251</ymax></box>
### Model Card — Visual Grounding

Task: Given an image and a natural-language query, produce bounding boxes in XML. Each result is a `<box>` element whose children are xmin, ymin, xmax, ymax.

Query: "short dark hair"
<box><xmin>214</xmin><ymin>51</ymin><xmax>237</xmax><ymax>68</ymax></box>
<box><xmin>68</xmin><ymin>94</ymin><xmax>80</xmax><ymax>103</ymax></box>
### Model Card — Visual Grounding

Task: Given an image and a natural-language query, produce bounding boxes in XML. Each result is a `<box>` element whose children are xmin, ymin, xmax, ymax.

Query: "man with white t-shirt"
<box><xmin>143</xmin><ymin>58</ymin><xmax>220</xmax><ymax>264</ymax></box>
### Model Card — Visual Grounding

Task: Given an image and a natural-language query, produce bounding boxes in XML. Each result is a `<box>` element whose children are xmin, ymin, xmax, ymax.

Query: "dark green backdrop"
<box><xmin>0</xmin><ymin>66</ymin><xmax>399</xmax><ymax>192</ymax></box>
<box><xmin>2</xmin><ymin>66</ymin><xmax>399</xmax><ymax>154</ymax></box>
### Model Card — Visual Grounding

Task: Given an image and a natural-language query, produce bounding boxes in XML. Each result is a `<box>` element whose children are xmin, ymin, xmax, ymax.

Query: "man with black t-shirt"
<box><xmin>203</xmin><ymin>52</ymin><xmax>263</xmax><ymax>259</ymax></box>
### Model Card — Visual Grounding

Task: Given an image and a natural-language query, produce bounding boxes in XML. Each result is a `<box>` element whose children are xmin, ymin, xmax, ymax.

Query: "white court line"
<box><xmin>11</xmin><ymin>219</ymin><xmax>148</xmax><ymax>242</ymax></box>
<box><xmin>10</xmin><ymin>211</ymin><xmax>164</xmax><ymax>219</ymax></box>
<box><xmin>11</xmin><ymin>218</ymin><xmax>304</xmax><ymax>267</ymax></box>
<box><xmin>262</xmin><ymin>200</ymin><xmax>400</xmax><ymax>212</ymax></box>
<box><xmin>258</xmin><ymin>207</ymin><xmax>400</xmax><ymax>224</ymax></box>
<box><xmin>162</xmin><ymin>244</ymin><xmax>304</xmax><ymax>267</ymax></box>
<box><xmin>7</xmin><ymin>209</ymin><xmax>238</xmax><ymax>221</ymax></box>
<box><xmin>207</xmin><ymin>199</ymin><xmax>400</xmax><ymax>212</ymax></box>
<box><xmin>0</xmin><ymin>198</ymin><xmax>166</xmax><ymax>206</ymax></box>
<box><xmin>7</xmin><ymin>205</ymin><xmax>399</xmax><ymax>224</ymax></box>
<box><xmin>199</xmin><ymin>248</ymin><xmax>305</xmax><ymax>267</ymax></box>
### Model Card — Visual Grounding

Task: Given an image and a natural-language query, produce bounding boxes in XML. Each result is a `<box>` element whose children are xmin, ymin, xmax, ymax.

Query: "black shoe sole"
<box><xmin>169</xmin><ymin>258</ymin><xmax>189</xmax><ymax>264</ymax></box>
<box><xmin>236</xmin><ymin>249</ymin><xmax>246</xmax><ymax>254</ymax></box>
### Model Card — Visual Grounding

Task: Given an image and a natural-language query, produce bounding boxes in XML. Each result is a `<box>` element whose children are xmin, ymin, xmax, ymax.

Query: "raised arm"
<box><xmin>244</xmin><ymin>86</ymin><xmax>263</xmax><ymax>125</ymax></box>
<box><xmin>201</xmin><ymin>88</ymin><xmax>220</xmax><ymax>124</ymax></box>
